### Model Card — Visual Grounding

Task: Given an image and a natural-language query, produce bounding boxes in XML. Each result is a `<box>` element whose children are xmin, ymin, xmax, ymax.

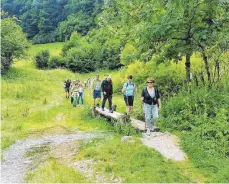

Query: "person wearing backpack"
<box><xmin>64</xmin><ymin>78</ymin><xmax>71</xmax><ymax>98</ymax></box>
<box><xmin>122</xmin><ymin>75</ymin><xmax>137</xmax><ymax>114</ymax></box>
<box><xmin>141</xmin><ymin>77</ymin><xmax>161</xmax><ymax>136</ymax></box>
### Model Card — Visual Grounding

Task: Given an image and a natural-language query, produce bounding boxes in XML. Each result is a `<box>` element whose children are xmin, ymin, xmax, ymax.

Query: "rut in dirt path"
<box><xmin>1</xmin><ymin>131</ymin><xmax>104</xmax><ymax>183</ymax></box>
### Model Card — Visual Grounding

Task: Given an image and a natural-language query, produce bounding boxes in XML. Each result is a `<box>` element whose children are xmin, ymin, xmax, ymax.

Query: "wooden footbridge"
<box><xmin>92</xmin><ymin>106</ymin><xmax>147</xmax><ymax>131</ymax></box>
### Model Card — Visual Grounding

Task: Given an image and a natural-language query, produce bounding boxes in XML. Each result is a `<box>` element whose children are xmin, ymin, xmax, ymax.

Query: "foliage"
<box><xmin>1</xmin><ymin>16</ymin><xmax>30</xmax><ymax>74</ymax></box>
<box><xmin>157</xmin><ymin>87</ymin><xmax>229</xmax><ymax>182</ymax></box>
<box><xmin>48</xmin><ymin>56</ymin><xmax>66</xmax><ymax>69</ymax></box>
<box><xmin>120</xmin><ymin>43</ymin><xmax>138</xmax><ymax>66</ymax></box>
<box><xmin>66</xmin><ymin>44</ymin><xmax>96</xmax><ymax>73</ymax></box>
<box><xmin>35</xmin><ymin>50</ymin><xmax>50</xmax><ymax>69</ymax></box>
<box><xmin>57</xmin><ymin>12</ymin><xmax>94</xmax><ymax>41</ymax></box>
<box><xmin>2</xmin><ymin>0</ymin><xmax>103</xmax><ymax>43</ymax></box>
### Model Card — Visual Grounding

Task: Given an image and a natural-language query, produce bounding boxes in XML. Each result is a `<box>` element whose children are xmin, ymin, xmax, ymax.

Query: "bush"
<box><xmin>156</xmin><ymin>86</ymin><xmax>229</xmax><ymax>182</ymax></box>
<box><xmin>35</xmin><ymin>50</ymin><xmax>50</xmax><ymax>69</ymax></box>
<box><xmin>158</xmin><ymin>87</ymin><xmax>229</xmax><ymax>155</ymax></box>
<box><xmin>120</xmin><ymin>43</ymin><xmax>138</xmax><ymax>66</ymax></box>
<box><xmin>66</xmin><ymin>47</ymin><xmax>96</xmax><ymax>73</ymax></box>
<box><xmin>48</xmin><ymin>56</ymin><xmax>66</xmax><ymax>69</ymax></box>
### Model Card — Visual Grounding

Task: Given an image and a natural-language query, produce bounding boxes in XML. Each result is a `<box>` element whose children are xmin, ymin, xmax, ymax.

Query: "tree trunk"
<box><xmin>216</xmin><ymin>60</ymin><xmax>220</xmax><ymax>82</ymax></box>
<box><xmin>185</xmin><ymin>53</ymin><xmax>191</xmax><ymax>82</ymax></box>
<box><xmin>202</xmin><ymin>53</ymin><xmax>211</xmax><ymax>84</ymax></box>
<box><xmin>193</xmin><ymin>73</ymin><xmax>199</xmax><ymax>86</ymax></box>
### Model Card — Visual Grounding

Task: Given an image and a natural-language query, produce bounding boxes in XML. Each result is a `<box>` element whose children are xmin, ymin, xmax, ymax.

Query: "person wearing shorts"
<box><xmin>92</xmin><ymin>74</ymin><xmax>102</xmax><ymax>106</ymax></box>
<box><xmin>122</xmin><ymin>75</ymin><xmax>137</xmax><ymax>114</ymax></box>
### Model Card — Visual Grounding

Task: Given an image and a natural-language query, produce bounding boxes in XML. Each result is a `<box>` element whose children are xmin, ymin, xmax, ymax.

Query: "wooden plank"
<box><xmin>94</xmin><ymin>107</ymin><xmax>146</xmax><ymax>131</ymax></box>
<box><xmin>94</xmin><ymin>107</ymin><xmax>123</xmax><ymax>119</ymax></box>
<box><xmin>130</xmin><ymin>118</ymin><xmax>146</xmax><ymax>131</ymax></box>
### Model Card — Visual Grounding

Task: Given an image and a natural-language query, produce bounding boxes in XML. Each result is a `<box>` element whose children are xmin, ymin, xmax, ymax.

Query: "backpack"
<box><xmin>125</xmin><ymin>82</ymin><xmax>135</xmax><ymax>88</ymax></box>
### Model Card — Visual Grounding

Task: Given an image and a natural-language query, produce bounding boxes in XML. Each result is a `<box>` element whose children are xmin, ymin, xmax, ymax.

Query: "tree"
<box><xmin>1</xmin><ymin>0</ymin><xmax>104</xmax><ymax>43</ymax></box>
<box><xmin>1</xmin><ymin>16</ymin><xmax>30</xmax><ymax>74</ymax></box>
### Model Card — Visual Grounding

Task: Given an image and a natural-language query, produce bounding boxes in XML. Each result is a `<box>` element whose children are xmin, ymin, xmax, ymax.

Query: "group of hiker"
<box><xmin>64</xmin><ymin>79</ymin><xmax>84</xmax><ymax>107</ymax></box>
<box><xmin>64</xmin><ymin>75</ymin><xmax>161</xmax><ymax>136</ymax></box>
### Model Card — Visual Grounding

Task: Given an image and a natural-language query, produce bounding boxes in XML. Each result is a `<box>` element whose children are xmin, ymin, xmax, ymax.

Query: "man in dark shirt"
<box><xmin>101</xmin><ymin>75</ymin><xmax>113</xmax><ymax>113</ymax></box>
<box><xmin>64</xmin><ymin>79</ymin><xmax>71</xmax><ymax>98</ymax></box>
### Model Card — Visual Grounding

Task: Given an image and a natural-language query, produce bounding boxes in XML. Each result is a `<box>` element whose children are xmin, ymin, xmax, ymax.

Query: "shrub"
<box><xmin>158</xmin><ymin>87</ymin><xmax>229</xmax><ymax>155</ymax></box>
<box><xmin>66</xmin><ymin>47</ymin><xmax>96</xmax><ymax>73</ymax></box>
<box><xmin>35</xmin><ymin>50</ymin><xmax>50</xmax><ymax>69</ymax></box>
<box><xmin>48</xmin><ymin>56</ymin><xmax>66</xmax><ymax>69</ymax></box>
<box><xmin>120</xmin><ymin>43</ymin><xmax>138</xmax><ymax>65</ymax></box>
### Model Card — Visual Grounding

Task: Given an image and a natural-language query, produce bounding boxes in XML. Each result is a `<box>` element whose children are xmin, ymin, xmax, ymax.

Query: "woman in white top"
<box><xmin>78</xmin><ymin>83</ymin><xmax>84</xmax><ymax>105</ymax></box>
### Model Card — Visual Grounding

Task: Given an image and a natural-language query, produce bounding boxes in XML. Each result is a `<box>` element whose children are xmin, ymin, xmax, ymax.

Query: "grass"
<box><xmin>26</xmin><ymin>157</ymin><xmax>87</xmax><ymax>183</ymax></box>
<box><xmin>2</xmin><ymin>42</ymin><xmax>227</xmax><ymax>183</ymax></box>
<box><xmin>75</xmin><ymin>136</ymin><xmax>205</xmax><ymax>183</ymax></box>
<box><xmin>26</xmin><ymin>42</ymin><xmax>64</xmax><ymax>56</ymax></box>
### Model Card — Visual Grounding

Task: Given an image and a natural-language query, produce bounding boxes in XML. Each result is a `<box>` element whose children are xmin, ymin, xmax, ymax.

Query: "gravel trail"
<box><xmin>1</xmin><ymin>132</ymin><xmax>102</xmax><ymax>183</ymax></box>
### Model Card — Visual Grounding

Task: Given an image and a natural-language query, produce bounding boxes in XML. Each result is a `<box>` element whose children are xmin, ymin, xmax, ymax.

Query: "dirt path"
<box><xmin>1</xmin><ymin>132</ymin><xmax>103</xmax><ymax>183</ymax></box>
<box><xmin>140</xmin><ymin>132</ymin><xmax>186</xmax><ymax>161</ymax></box>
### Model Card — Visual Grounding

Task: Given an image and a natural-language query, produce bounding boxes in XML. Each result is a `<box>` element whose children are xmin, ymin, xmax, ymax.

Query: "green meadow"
<box><xmin>1</xmin><ymin>43</ymin><xmax>228</xmax><ymax>183</ymax></box>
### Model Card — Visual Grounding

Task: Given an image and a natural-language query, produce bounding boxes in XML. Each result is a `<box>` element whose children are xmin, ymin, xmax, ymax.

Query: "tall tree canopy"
<box><xmin>1</xmin><ymin>0</ymin><xmax>104</xmax><ymax>43</ymax></box>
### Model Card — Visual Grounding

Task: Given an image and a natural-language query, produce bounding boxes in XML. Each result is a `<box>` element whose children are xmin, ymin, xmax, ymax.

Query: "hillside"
<box><xmin>1</xmin><ymin>43</ymin><xmax>229</xmax><ymax>183</ymax></box>
<box><xmin>1</xmin><ymin>0</ymin><xmax>229</xmax><ymax>183</ymax></box>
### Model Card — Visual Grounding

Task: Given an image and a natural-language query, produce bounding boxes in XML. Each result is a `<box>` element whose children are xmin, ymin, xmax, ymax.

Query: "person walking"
<box><xmin>70</xmin><ymin>80</ymin><xmax>77</xmax><ymax>104</ymax></box>
<box><xmin>92</xmin><ymin>74</ymin><xmax>102</xmax><ymax>107</ymax></box>
<box><xmin>141</xmin><ymin>77</ymin><xmax>161</xmax><ymax>136</ymax></box>
<box><xmin>101</xmin><ymin>75</ymin><xmax>113</xmax><ymax>113</ymax></box>
<box><xmin>72</xmin><ymin>89</ymin><xmax>79</xmax><ymax>107</ymax></box>
<box><xmin>64</xmin><ymin>78</ymin><xmax>71</xmax><ymax>98</ymax></box>
<box><xmin>78</xmin><ymin>82</ymin><xmax>84</xmax><ymax>105</ymax></box>
<box><xmin>122</xmin><ymin>75</ymin><xmax>137</xmax><ymax>114</ymax></box>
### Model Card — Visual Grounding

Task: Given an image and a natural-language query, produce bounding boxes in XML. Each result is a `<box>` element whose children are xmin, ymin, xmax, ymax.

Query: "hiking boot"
<box><xmin>151</xmin><ymin>126</ymin><xmax>156</xmax><ymax>132</ymax></box>
<box><xmin>151</xmin><ymin>126</ymin><xmax>160</xmax><ymax>132</ymax></box>
<box><xmin>102</xmin><ymin>108</ymin><xmax>105</xmax><ymax>111</ymax></box>
<box><xmin>109</xmin><ymin>109</ymin><xmax>113</xmax><ymax>113</ymax></box>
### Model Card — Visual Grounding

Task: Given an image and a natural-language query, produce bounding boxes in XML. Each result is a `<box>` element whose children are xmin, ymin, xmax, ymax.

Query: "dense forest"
<box><xmin>2</xmin><ymin>0</ymin><xmax>103</xmax><ymax>43</ymax></box>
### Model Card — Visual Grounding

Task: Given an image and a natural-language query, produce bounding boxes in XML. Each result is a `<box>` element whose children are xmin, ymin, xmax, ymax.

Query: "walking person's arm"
<box><xmin>157</xmin><ymin>99</ymin><xmax>161</xmax><ymax>112</ymax></box>
<box><xmin>101</xmin><ymin>81</ymin><xmax>106</xmax><ymax>95</ymax></box>
<box><xmin>122</xmin><ymin>83</ymin><xmax>126</xmax><ymax>93</ymax></box>
<box><xmin>140</xmin><ymin>89</ymin><xmax>144</xmax><ymax>103</ymax></box>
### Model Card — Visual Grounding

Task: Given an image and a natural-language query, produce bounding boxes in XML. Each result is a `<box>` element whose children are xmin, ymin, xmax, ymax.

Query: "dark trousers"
<box><xmin>102</xmin><ymin>94</ymin><xmax>112</xmax><ymax>110</ymax></box>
